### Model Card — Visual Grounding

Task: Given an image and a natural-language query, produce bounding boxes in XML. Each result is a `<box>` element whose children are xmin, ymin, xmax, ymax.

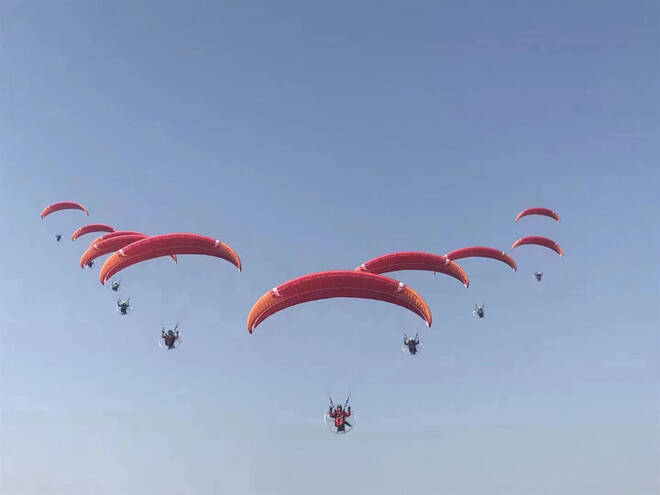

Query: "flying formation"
<box><xmin>41</xmin><ymin>200</ymin><xmax>564</xmax><ymax>435</ymax></box>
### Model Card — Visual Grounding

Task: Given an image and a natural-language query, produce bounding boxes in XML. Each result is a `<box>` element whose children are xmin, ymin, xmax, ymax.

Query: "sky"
<box><xmin>1</xmin><ymin>1</ymin><xmax>658</xmax><ymax>494</ymax></box>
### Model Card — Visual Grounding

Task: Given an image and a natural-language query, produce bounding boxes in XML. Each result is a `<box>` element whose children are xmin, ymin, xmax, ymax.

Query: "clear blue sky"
<box><xmin>1</xmin><ymin>1</ymin><xmax>658</xmax><ymax>494</ymax></box>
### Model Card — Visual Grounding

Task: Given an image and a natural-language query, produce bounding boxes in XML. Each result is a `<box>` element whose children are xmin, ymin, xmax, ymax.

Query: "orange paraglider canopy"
<box><xmin>99</xmin><ymin>233</ymin><xmax>241</xmax><ymax>284</ymax></box>
<box><xmin>247</xmin><ymin>270</ymin><xmax>432</xmax><ymax>332</ymax></box>
<box><xmin>445</xmin><ymin>246</ymin><xmax>517</xmax><ymax>271</ymax></box>
<box><xmin>356</xmin><ymin>251</ymin><xmax>469</xmax><ymax>287</ymax></box>
<box><xmin>515</xmin><ymin>207</ymin><xmax>560</xmax><ymax>223</ymax></box>
<box><xmin>96</xmin><ymin>231</ymin><xmax>145</xmax><ymax>241</ymax></box>
<box><xmin>71</xmin><ymin>223</ymin><xmax>115</xmax><ymax>240</ymax></box>
<box><xmin>511</xmin><ymin>236</ymin><xmax>564</xmax><ymax>256</ymax></box>
<box><xmin>80</xmin><ymin>234</ymin><xmax>148</xmax><ymax>268</ymax></box>
<box><xmin>41</xmin><ymin>201</ymin><xmax>88</xmax><ymax>218</ymax></box>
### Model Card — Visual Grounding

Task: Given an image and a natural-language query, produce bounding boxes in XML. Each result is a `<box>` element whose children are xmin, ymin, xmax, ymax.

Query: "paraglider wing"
<box><xmin>511</xmin><ymin>236</ymin><xmax>564</xmax><ymax>256</ymax></box>
<box><xmin>246</xmin><ymin>270</ymin><xmax>432</xmax><ymax>332</ymax></box>
<box><xmin>83</xmin><ymin>231</ymin><xmax>178</xmax><ymax>266</ymax></box>
<box><xmin>356</xmin><ymin>251</ymin><xmax>469</xmax><ymax>287</ymax></box>
<box><xmin>515</xmin><ymin>207</ymin><xmax>561</xmax><ymax>223</ymax></box>
<box><xmin>445</xmin><ymin>246</ymin><xmax>517</xmax><ymax>271</ymax></box>
<box><xmin>80</xmin><ymin>234</ymin><xmax>148</xmax><ymax>268</ymax></box>
<box><xmin>99</xmin><ymin>233</ymin><xmax>241</xmax><ymax>284</ymax></box>
<box><xmin>71</xmin><ymin>223</ymin><xmax>115</xmax><ymax>240</ymax></box>
<box><xmin>96</xmin><ymin>230</ymin><xmax>145</xmax><ymax>241</ymax></box>
<box><xmin>40</xmin><ymin>201</ymin><xmax>88</xmax><ymax>219</ymax></box>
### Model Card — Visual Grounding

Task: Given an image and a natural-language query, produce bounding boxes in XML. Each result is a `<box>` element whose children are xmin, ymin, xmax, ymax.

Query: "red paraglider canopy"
<box><xmin>81</xmin><ymin>232</ymin><xmax>178</xmax><ymax>267</ymax></box>
<box><xmin>96</xmin><ymin>231</ymin><xmax>145</xmax><ymax>241</ymax></box>
<box><xmin>41</xmin><ymin>201</ymin><xmax>88</xmax><ymax>219</ymax></box>
<box><xmin>99</xmin><ymin>233</ymin><xmax>241</xmax><ymax>284</ymax></box>
<box><xmin>515</xmin><ymin>207</ymin><xmax>561</xmax><ymax>223</ymax></box>
<box><xmin>511</xmin><ymin>236</ymin><xmax>564</xmax><ymax>256</ymax></box>
<box><xmin>247</xmin><ymin>270</ymin><xmax>432</xmax><ymax>332</ymax></box>
<box><xmin>356</xmin><ymin>251</ymin><xmax>469</xmax><ymax>287</ymax></box>
<box><xmin>71</xmin><ymin>223</ymin><xmax>115</xmax><ymax>241</ymax></box>
<box><xmin>80</xmin><ymin>234</ymin><xmax>148</xmax><ymax>268</ymax></box>
<box><xmin>445</xmin><ymin>246</ymin><xmax>517</xmax><ymax>271</ymax></box>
